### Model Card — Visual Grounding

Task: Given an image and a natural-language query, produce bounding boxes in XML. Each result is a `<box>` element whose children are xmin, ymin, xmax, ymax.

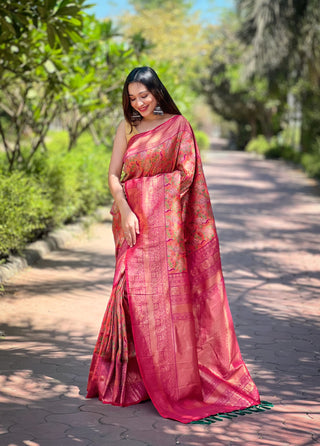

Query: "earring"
<box><xmin>131</xmin><ymin>110</ymin><xmax>142</xmax><ymax>121</ymax></box>
<box><xmin>153</xmin><ymin>104</ymin><xmax>164</xmax><ymax>115</ymax></box>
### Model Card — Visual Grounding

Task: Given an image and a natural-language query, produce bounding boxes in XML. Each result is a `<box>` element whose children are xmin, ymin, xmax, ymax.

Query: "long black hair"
<box><xmin>122</xmin><ymin>67</ymin><xmax>181</xmax><ymax>125</ymax></box>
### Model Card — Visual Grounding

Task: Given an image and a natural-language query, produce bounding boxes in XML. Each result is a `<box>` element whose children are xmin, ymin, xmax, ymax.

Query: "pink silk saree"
<box><xmin>86</xmin><ymin>115</ymin><xmax>260</xmax><ymax>423</ymax></box>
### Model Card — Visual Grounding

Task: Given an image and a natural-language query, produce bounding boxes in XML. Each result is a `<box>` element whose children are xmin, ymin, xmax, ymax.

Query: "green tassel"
<box><xmin>260</xmin><ymin>401</ymin><xmax>273</xmax><ymax>408</ymax></box>
<box><xmin>190</xmin><ymin>401</ymin><xmax>274</xmax><ymax>424</ymax></box>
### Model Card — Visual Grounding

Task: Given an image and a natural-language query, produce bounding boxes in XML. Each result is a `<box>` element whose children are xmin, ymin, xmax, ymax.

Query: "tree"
<box><xmin>236</xmin><ymin>0</ymin><xmax>320</xmax><ymax>149</ymax></box>
<box><xmin>0</xmin><ymin>28</ymin><xmax>64</xmax><ymax>171</ymax></box>
<box><xmin>0</xmin><ymin>0</ymin><xmax>90</xmax><ymax>170</ymax></box>
<box><xmin>201</xmin><ymin>14</ymin><xmax>284</xmax><ymax>147</ymax></box>
<box><xmin>57</xmin><ymin>17</ymin><xmax>136</xmax><ymax>151</ymax></box>
<box><xmin>129</xmin><ymin>0</ymin><xmax>191</xmax><ymax>12</ymax></box>
<box><xmin>236</xmin><ymin>0</ymin><xmax>320</xmax><ymax>84</ymax></box>
<box><xmin>121</xmin><ymin>0</ymin><xmax>209</xmax><ymax>116</ymax></box>
<box><xmin>0</xmin><ymin>7</ymin><xmax>138</xmax><ymax>170</ymax></box>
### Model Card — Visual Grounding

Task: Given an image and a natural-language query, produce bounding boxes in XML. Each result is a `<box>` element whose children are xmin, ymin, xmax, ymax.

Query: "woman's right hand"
<box><xmin>108</xmin><ymin>120</ymin><xmax>140</xmax><ymax>247</ymax></box>
<box><xmin>121</xmin><ymin>207</ymin><xmax>140</xmax><ymax>247</ymax></box>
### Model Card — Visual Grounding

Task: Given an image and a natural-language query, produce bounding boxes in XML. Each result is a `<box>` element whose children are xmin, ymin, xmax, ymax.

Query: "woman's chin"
<box><xmin>138</xmin><ymin>108</ymin><xmax>150</xmax><ymax>117</ymax></box>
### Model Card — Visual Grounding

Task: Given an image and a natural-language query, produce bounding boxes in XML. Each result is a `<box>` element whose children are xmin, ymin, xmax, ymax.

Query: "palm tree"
<box><xmin>236</xmin><ymin>0</ymin><xmax>319</xmax><ymax>85</ymax></box>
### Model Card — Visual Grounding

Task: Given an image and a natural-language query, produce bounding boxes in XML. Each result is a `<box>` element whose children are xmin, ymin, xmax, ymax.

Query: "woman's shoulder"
<box><xmin>116</xmin><ymin>119</ymin><xmax>126</xmax><ymax>132</ymax></box>
<box><xmin>116</xmin><ymin>119</ymin><xmax>135</xmax><ymax>133</ymax></box>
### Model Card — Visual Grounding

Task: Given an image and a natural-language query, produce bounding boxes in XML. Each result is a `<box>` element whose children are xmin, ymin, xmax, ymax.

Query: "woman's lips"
<box><xmin>139</xmin><ymin>106</ymin><xmax>148</xmax><ymax>112</ymax></box>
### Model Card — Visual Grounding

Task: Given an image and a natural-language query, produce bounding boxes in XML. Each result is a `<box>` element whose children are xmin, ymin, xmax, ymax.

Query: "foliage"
<box><xmin>0</xmin><ymin>30</ymin><xmax>62</xmax><ymax>171</ymax></box>
<box><xmin>264</xmin><ymin>145</ymin><xmax>301</xmax><ymax>163</ymax></box>
<box><xmin>299</xmin><ymin>85</ymin><xmax>320</xmax><ymax>152</ymax></box>
<box><xmin>0</xmin><ymin>0</ymin><xmax>89</xmax><ymax>171</ymax></box>
<box><xmin>57</xmin><ymin>16</ymin><xmax>134</xmax><ymax>151</ymax></box>
<box><xmin>0</xmin><ymin>130</ymin><xmax>112</xmax><ymax>258</ymax></box>
<box><xmin>199</xmin><ymin>0</ymin><xmax>320</xmax><ymax>162</ymax></box>
<box><xmin>129</xmin><ymin>0</ymin><xmax>191</xmax><ymax>11</ymax></box>
<box><xmin>194</xmin><ymin>130</ymin><xmax>210</xmax><ymax>152</ymax></box>
<box><xmin>245</xmin><ymin>134</ymin><xmax>320</xmax><ymax>179</ymax></box>
<box><xmin>30</xmin><ymin>131</ymin><xmax>112</xmax><ymax>225</ymax></box>
<box><xmin>121</xmin><ymin>0</ymin><xmax>209</xmax><ymax>117</ymax></box>
<box><xmin>236</xmin><ymin>0</ymin><xmax>320</xmax><ymax>86</ymax></box>
<box><xmin>0</xmin><ymin>0</ymin><xmax>88</xmax><ymax>77</ymax></box>
<box><xmin>201</xmin><ymin>13</ymin><xmax>285</xmax><ymax>148</ymax></box>
<box><xmin>246</xmin><ymin>135</ymin><xmax>272</xmax><ymax>155</ymax></box>
<box><xmin>300</xmin><ymin>138</ymin><xmax>320</xmax><ymax>179</ymax></box>
<box><xmin>246</xmin><ymin>134</ymin><xmax>299</xmax><ymax>160</ymax></box>
<box><xmin>0</xmin><ymin>13</ymin><xmax>137</xmax><ymax>171</ymax></box>
<box><xmin>0</xmin><ymin>172</ymin><xmax>53</xmax><ymax>258</ymax></box>
<box><xmin>235</xmin><ymin>0</ymin><xmax>320</xmax><ymax>152</ymax></box>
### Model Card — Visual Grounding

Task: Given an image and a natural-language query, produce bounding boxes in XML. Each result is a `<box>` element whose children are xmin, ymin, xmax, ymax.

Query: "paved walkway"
<box><xmin>1</xmin><ymin>150</ymin><xmax>320</xmax><ymax>446</ymax></box>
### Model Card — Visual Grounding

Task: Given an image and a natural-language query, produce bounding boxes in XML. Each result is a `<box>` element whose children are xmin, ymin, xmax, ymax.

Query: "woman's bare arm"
<box><xmin>108</xmin><ymin>120</ymin><xmax>139</xmax><ymax>247</ymax></box>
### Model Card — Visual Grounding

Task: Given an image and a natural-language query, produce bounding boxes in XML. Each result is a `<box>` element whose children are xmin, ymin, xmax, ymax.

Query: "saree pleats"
<box><xmin>86</xmin><ymin>245</ymin><xmax>148</xmax><ymax>406</ymax></box>
<box><xmin>87</xmin><ymin>115</ymin><xmax>260</xmax><ymax>422</ymax></box>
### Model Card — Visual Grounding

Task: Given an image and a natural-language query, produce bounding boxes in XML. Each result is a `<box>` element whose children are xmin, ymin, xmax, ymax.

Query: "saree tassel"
<box><xmin>190</xmin><ymin>401</ymin><xmax>274</xmax><ymax>424</ymax></box>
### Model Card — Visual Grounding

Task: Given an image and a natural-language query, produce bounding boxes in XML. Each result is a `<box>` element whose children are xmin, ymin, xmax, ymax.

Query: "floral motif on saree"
<box><xmin>86</xmin><ymin>115</ymin><xmax>260</xmax><ymax>423</ymax></box>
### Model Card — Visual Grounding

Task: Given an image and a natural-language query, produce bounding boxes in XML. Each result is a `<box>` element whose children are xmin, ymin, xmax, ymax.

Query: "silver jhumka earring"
<box><xmin>131</xmin><ymin>110</ymin><xmax>142</xmax><ymax>121</ymax></box>
<box><xmin>153</xmin><ymin>104</ymin><xmax>164</xmax><ymax>115</ymax></box>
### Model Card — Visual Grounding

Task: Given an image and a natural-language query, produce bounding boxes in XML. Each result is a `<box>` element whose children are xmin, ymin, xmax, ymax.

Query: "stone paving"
<box><xmin>0</xmin><ymin>150</ymin><xmax>320</xmax><ymax>446</ymax></box>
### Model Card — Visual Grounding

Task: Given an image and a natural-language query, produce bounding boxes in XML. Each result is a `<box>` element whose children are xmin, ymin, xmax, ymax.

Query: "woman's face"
<box><xmin>128</xmin><ymin>82</ymin><xmax>157</xmax><ymax>119</ymax></box>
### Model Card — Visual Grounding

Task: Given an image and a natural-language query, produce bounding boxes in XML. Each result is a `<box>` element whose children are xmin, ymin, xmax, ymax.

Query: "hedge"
<box><xmin>194</xmin><ymin>130</ymin><xmax>210</xmax><ymax>151</ymax></box>
<box><xmin>0</xmin><ymin>173</ymin><xmax>53</xmax><ymax>258</ymax></box>
<box><xmin>245</xmin><ymin>135</ymin><xmax>320</xmax><ymax>179</ymax></box>
<box><xmin>0</xmin><ymin>132</ymin><xmax>112</xmax><ymax>259</ymax></box>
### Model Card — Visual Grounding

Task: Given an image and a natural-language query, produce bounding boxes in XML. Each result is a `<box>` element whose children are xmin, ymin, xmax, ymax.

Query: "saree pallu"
<box><xmin>87</xmin><ymin>115</ymin><xmax>260</xmax><ymax>423</ymax></box>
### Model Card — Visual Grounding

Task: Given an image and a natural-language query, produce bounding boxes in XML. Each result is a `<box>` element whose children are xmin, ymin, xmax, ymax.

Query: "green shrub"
<box><xmin>265</xmin><ymin>145</ymin><xmax>301</xmax><ymax>163</ymax></box>
<box><xmin>26</xmin><ymin>131</ymin><xmax>111</xmax><ymax>225</ymax></box>
<box><xmin>245</xmin><ymin>135</ymin><xmax>301</xmax><ymax>162</ymax></box>
<box><xmin>0</xmin><ymin>131</ymin><xmax>112</xmax><ymax>258</ymax></box>
<box><xmin>76</xmin><ymin>147</ymin><xmax>111</xmax><ymax>213</ymax></box>
<box><xmin>194</xmin><ymin>130</ymin><xmax>210</xmax><ymax>151</ymax></box>
<box><xmin>0</xmin><ymin>173</ymin><xmax>53</xmax><ymax>258</ymax></box>
<box><xmin>42</xmin><ymin>153</ymin><xmax>84</xmax><ymax>225</ymax></box>
<box><xmin>246</xmin><ymin>135</ymin><xmax>271</xmax><ymax>155</ymax></box>
<box><xmin>301</xmin><ymin>138</ymin><xmax>320</xmax><ymax>179</ymax></box>
<box><xmin>35</xmin><ymin>142</ymin><xmax>111</xmax><ymax>225</ymax></box>
<box><xmin>245</xmin><ymin>133</ymin><xmax>320</xmax><ymax>179</ymax></box>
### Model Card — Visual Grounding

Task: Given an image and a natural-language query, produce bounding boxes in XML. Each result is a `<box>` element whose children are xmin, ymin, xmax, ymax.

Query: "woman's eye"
<box><xmin>141</xmin><ymin>95</ymin><xmax>148</xmax><ymax>99</ymax></box>
<box><xmin>130</xmin><ymin>98</ymin><xmax>135</xmax><ymax>102</ymax></box>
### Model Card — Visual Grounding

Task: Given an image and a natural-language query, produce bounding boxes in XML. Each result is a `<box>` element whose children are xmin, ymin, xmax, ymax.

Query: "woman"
<box><xmin>86</xmin><ymin>66</ymin><xmax>260</xmax><ymax>423</ymax></box>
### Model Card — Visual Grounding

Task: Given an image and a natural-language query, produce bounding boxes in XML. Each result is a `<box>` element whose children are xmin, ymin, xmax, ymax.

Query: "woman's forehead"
<box><xmin>128</xmin><ymin>82</ymin><xmax>149</xmax><ymax>96</ymax></box>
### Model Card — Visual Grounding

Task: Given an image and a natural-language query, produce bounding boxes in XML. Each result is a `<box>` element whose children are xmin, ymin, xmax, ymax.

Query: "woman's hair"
<box><xmin>122</xmin><ymin>66</ymin><xmax>181</xmax><ymax>124</ymax></box>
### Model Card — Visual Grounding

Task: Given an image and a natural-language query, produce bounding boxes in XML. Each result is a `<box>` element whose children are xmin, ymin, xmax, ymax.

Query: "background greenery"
<box><xmin>0</xmin><ymin>0</ymin><xmax>319</xmax><ymax>259</ymax></box>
